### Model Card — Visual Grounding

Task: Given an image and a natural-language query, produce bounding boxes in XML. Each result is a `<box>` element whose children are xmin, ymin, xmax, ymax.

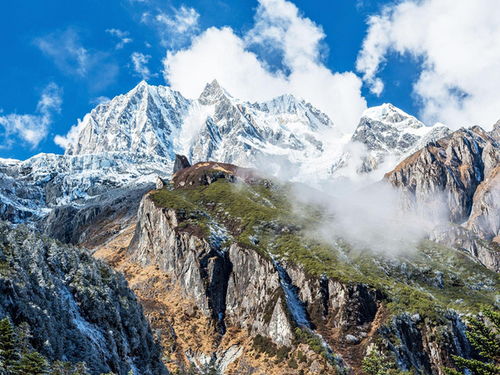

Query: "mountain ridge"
<box><xmin>0</xmin><ymin>80</ymin><xmax>498</xmax><ymax>375</ymax></box>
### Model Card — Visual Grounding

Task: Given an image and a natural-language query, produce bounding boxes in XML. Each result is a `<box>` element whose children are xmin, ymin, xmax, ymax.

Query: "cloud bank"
<box><xmin>356</xmin><ymin>0</ymin><xmax>500</xmax><ymax>129</ymax></box>
<box><xmin>0</xmin><ymin>83</ymin><xmax>62</xmax><ymax>149</ymax></box>
<box><xmin>163</xmin><ymin>0</ymin><xmax>367</xmax><ymax>133</ymax></box>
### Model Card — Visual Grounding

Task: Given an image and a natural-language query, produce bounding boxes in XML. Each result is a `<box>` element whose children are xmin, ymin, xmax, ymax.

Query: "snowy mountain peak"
<box><xmin>132</xmin><ymin>79</ymin><xmax>149</xmax><ymax>91</ymax></box>
<box><xmin>350</xmin><ymin>104</ymin><xmax>450</xmax><ymax>171</ymax></box>
<box><xmin>65</xmin><ymin>82</ymin><xmax>191</xmax><ymax>157</ymax></box>
<box><xmin>198</xmin><ymin>79</ymin><xmax>231</xmax><ymax>105</ymax></box>
<box><xmin>255</xmin><ymin>94</ymin><xmax>304</xmax><ymax>114</ymax></box>
<box><xmin>361</xmin><ymin>103</ymin><xmax>423</xmax><ymax>129</ymax></box>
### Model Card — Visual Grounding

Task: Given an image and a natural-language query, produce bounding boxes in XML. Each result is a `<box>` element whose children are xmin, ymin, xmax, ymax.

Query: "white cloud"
<box><xmin>35</xmin><ymin>29</ymin><xmax>89</xmax><ymax>77</ymax></box>
<box><xmin>142</xmin><ymin>6</ymin><xmax>199</xmax><ymax>47</ymax></box>
<box><xmin>35</xmin><ymin>28</ymin><xmax>119</xmax><ymax>91</ymax></box>
<box><xmin>156</xmin><ymin>6</ymin><xmax>199</xmax><ymax>34</ymax></box>
<box><xmin>106</xmin><ymin>28</ymin><xmax>133</xmax><ymax>49</ymax></box>
<box><xmin>131</xmin><ymin>52</ymin><xmax>153</xmax><ymax>80</ymax></box>
<box><xmin>356</xmin><ymin>0</ymin><xmax>500</xmax><ymax>129</ymax></box>
<box><xmin>0</xmin><ymin>83</ymin><xmax>62</xmax><ymax>149</ymax></box>
<box><xmin>174</xmin><ymin>103</ymin><xmax>214</xmax><ymax>156</ymax></box>
<box><xmin>54</xmin><ymin>117</ymin><xmax>85</xmax><ymax>150</ymax></box>
<box><xmin>163</xmin><ymin>0</ymin><xmax>366</xmax><ymax>133</ymax></box>
<box><xmin>90</xmin><ymin>96</ymin><xmax>111</xmax><ymax>105</ymax></box>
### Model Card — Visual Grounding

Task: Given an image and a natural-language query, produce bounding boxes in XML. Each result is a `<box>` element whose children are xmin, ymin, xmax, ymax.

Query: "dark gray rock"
<box><xmin>173</xmin><ymin>154</ymin><xmax>191</xmax><ymax>174</ymax></box>
<box><xmin>40</xmin><ymin>184</ymin><xmax>153</xmax><ymax>246</ymax></box>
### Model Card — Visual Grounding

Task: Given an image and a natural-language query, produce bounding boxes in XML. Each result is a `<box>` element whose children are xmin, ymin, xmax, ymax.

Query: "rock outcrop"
<box><xmin>173</xmin><ymin>154</ymin><xmax>191</xmax><ymax>174</ymax></box>
<box><xmin>41</xmin><ymin>184</ymin><xmax>152</xmax><ymax>245</ymax></box>
<box><xmin>465</xmin><ymin>165</ymin><xmax>499</xmax><ymax>242</ymax></box>
<box><xmin>172</xmin><ymin>161</ymin><xmax>259</xmax><ymax>189</ymax></box>
<box><xmin>124</xmin><ymin>169</ymin><xmax>485</xmax><ymax>374</ymax></box>
<box><xmin>385</xmin><ymin>126</ymin><xmax>499</xmax><ymax>270</ymax></box>
<box><xmin>0</xmin><ymin>221</ymin><xmax>166</xmax><ymax>375</ymax></box>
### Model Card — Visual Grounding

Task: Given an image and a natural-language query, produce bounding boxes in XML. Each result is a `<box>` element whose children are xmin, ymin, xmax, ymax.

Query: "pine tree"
<box><xmin>15</xmin><ymin>323</ymin><xmax>31</xmax><ymax>355</ymax></box>
<box><xmin>445</xmin><ymin>308</ymin><xmax>500</xmax><ymax>375</ymax></box>
<box><xmin>14</xmin><ymin>351</ymin><xmax>48</xmax><ymax>375</ymax></box>
<box><xmin>0</xmin><ymin>318</ymin><xmax>18</xmax><ymax>373</ymax></box>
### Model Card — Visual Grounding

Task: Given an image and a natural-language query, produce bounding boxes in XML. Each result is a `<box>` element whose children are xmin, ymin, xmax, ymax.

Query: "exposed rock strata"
<box><xmin>126</xmin><ymin>190</ymin><xmax>475</xmax><ymax>374</ymax></box>
<box><xmin>385</xmin><ymin>126</ymin><xmax>499</xmax><ymax>270</ymax></box>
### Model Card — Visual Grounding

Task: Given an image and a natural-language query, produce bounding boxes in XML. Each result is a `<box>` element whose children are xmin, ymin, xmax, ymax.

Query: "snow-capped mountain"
<box><xmin>344</xmin><ymin>103</ymin><xmax>451</xmax><ymax>173</ymax></box>
<box><xmin>66</xmin><ymin>81</ymin><xmax>190</xmax><ymax>157</ymax></box>
<box><xmin>353</xmin><ymin>103</ymin><xmax>450</xmax><ymax>154</ymax></box>
<box><xmin>187</xmin><ymin>80</ymin><xmax>337</xmax><ymax>176</ymax></box>
<box><xmin>0</xmin><ymin>81</ymin><xmax>448</xmax><ymax>228</ymax></box>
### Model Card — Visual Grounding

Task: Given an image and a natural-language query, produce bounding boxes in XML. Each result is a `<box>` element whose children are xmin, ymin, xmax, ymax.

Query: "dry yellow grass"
<box><xmin>93</xmin><ymin>224</ymin><xmax>334</xmax><ymax>375</ymax></box>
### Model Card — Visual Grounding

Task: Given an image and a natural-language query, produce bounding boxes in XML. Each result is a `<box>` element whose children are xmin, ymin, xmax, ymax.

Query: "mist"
<box><xmin>254</xmin><ymin>139</ymin><xmax>450</xmax><ymax>257</ymax></box>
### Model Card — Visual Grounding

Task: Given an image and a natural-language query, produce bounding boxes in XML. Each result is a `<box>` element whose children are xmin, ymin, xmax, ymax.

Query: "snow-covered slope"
<box><xmin>0</xmin><ymin>152</ymin><xmax>170</xmax><ymax>223</ymax></box>
<box><xmin>187</xmin><ymin>80</ymin><xmax>338</xmax><ymax>177</ymax></box>
<box><xmin>346</xmin><ymin>103</ymin><xmax>450</xmax><ymax>173</ymax></box>
<box><xmin>67</xmin><ymin>81</ymin><xmax>190</xmax><ymax>157</ymax></box>
<box><xmin>0</xmin><ymin>81</ymin><xmax>449</xmax><ymax>227</ymax></box>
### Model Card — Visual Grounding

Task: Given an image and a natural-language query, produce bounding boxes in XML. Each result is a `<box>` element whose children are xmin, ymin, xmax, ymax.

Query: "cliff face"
<box><xmin>41</xmin><ymin>184</ymin><xmax>153</xmax><ymax>246</ymax></box>
<box><xmin>129</xmin><ymin>196</ymin><xmax>290</xmax><ymax>346</ymax></box>
<box><xmin>385</xmin><ymin>126</ymin><xmax>499</xmax><ymax>270</ymax></box>
<box><xmin>0</xmin><ymin>222</ymin><xmax>166</xmax><ymax>375</ymax></box>
<box><xmin>123</xmin><ymin>165</ymin><xmax>495</xmax><ymax>374</ymax></box>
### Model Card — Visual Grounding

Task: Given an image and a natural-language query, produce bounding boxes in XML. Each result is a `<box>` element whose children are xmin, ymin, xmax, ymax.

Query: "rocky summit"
<box><xmin>0</xmin><ymin>81</ymin><xmax>498</xmax><ymax>375</ymax></box>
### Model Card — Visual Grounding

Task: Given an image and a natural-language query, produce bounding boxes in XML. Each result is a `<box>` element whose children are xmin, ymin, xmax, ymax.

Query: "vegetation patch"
<box><xmin>150</xmin><ymin>179</ymin><xmax>499</xmax><ymax>319</ymax></box>
<box><xmin>252</xmin><ymin>334</ymin><xmax>290</xmax><ymax>361</ymax></box>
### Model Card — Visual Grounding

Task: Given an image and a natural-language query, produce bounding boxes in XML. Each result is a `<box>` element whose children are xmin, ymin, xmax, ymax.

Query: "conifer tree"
<box><xmin>51</xmin><ymin>360</ymin><xmax>89</xmax><ymax>375</ymax></box>
<box><xmin>445</xmin><ymin>308</ymin><xmax>500</xmax><ymax>375</ymax></box>
<box><xmin>362</xmin><ymin>346</ymin><xmax>408</xmax><ymax>375</ymax></box>
<box><xmin>0</xmin><ymin>318</ymin><xmax>18</xmax><ymax>373</ymax></box>
<box><xmin>15</xmin><ymin>323</ymin><xmax>31</xmax><ymax>355</ymax></box>
<box><xmin>14</xmin><ymin>351</ymin><xmax>48</xmax><ymax>375</ymax></box>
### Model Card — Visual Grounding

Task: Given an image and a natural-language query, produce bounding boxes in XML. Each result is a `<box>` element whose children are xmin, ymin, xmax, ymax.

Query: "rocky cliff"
<box><xmin>385</xmin><ymin>125</ymin><xmax>499</xmax><ymax>270</ymax></box>
<box><xmin>0</xmin><ymin>221</ymin><xmax>166</xmax><ymax>374</ymax></box>
<box><xmin>122</xmin><ymin>162</ymin><xmax>496</xmax><ymax>374</ymax></box>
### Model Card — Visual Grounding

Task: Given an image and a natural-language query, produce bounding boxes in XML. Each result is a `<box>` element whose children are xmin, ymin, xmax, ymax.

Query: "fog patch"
<box><xmin>174</xmin><ymin>103</ymin><xmax>214</xmax><ymax>156</ymax></box>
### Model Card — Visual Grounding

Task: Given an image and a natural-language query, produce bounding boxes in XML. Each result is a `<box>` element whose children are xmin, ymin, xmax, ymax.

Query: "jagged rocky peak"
<box><xmin>362</xmin><ymin>103</ymin><xmax>423</xmax><ymax>129</ymax></box>
<box><xmin>172</xmin><ymin>161</ymin><xmax>259</xmax><ymax>189</ymax></box>
<box><xmin>385</xmin><ymin>125</ymin><xmax>499</xmax><ymax>270</ymax></box>
<box><xmin>173</xmin><ymin>154</ymin><xmax>191</xmax><ymax>174</ymax></box>
<box><xmin>352</xmin><ymin>103</ymin><xmax>450</xmax><ymax>154</ymax></box>
<box><xmin>489</xmin><ymin>118</ymin><xmax>500</xmax><ymax>141</ymax></box>
<box><xmin>198</xmin><ymin>79</ymin><xmax>230</xmax><ymax>105</ymax></box>
<box><xmin>386</xmin><ymin>125</ymin><xmax>497</xmax><ymax>222</ymax></box>
<box><xmin>188</xmin><ymin>81</ymin><xmax>336</xmax><ymax>171</ymax></box>
<box><xmin>65</xmin><ymin>80</ymin><xmax>191</xmax><ymax>157</ymax></box>
<box><xmin>345</xmin><ymin>103</ymin><xmax>451</xmax><ymax>174</ymax></box>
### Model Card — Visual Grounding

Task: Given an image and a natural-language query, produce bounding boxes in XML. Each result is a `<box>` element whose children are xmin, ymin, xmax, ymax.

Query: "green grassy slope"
<box><xmin>151</xmin><ymin>179</ymin><xmax>499</xmax><ymax>318</ymax></box>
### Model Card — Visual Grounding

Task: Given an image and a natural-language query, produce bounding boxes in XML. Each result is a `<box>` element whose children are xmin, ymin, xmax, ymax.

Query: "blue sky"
<box><xmin>1</xmin><ymin>0</ymin><xmax>497</xmax><ymax>160</ymax></box>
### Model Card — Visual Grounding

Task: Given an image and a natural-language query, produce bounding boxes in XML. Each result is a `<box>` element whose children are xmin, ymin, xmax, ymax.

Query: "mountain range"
<box><xmin>0</xmin><ymin>81</ymin><xmax>498</xmax><ymax>375</ymax></box>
